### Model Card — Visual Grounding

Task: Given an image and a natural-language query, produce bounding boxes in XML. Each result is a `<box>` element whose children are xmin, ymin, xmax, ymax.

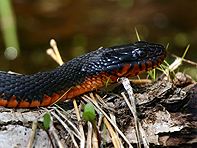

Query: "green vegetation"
<box><xmin>0</xmin><ymin>0</ymin><xmax>20</xmax><ymax>59</ymax></box>
<box><xmin>82</xmin><ymin>103</ymin><xmax>101</xmax><ymax>146</ymax></box>
<box><xmin>34</xmin><ymin>113</ymin><xmax>55</xmax><ymax>148</ymax></box>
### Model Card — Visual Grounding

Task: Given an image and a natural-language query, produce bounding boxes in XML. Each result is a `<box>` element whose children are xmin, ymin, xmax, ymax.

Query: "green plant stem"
<box><xmin>135</xmin><ymin>27</ymin><xmax>141</xmax><ymax>41</ymax></box>
<box><xmin>105</xmin><ymin>77</ymin><xmax>111</xmax><ymax>93</ymax></box>
<box><xmin>34</xmin><ymin>122</ymin><xmax>55</xmax><ymax>148</ymax></box>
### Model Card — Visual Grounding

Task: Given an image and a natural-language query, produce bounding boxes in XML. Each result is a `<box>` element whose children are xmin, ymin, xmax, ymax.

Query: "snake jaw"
<box><xmin>101</xmin><ymin>41</ymin><xmax>166</xmax><ymax>78</ymax></box>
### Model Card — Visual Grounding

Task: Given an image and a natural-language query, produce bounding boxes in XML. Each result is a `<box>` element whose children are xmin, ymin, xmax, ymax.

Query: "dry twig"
<box><xmin>73</xmin><ymin>98</ymin><xmax>85</xmax><ymax>148</ymax></box>
<box><xmin>82</xmin><ymin>94</ymin><xmax>133</xmax><ymax>148</ymax></box>
<box><xmin>120</xmin><ymin>77</ymin><xmax>149</xmax><ymax>148</ymax></box>
<box><xmin>27</xmin><ymin>118</ymin><xmax>38</xmax><ymax>148</ymax></box>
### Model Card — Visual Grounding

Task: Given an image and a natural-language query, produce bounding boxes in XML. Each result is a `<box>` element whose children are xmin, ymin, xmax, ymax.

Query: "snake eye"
<box><xmin>136</xmin><ymin>50</ymin><xmax>147</xmax><ymax>58</ymax></box>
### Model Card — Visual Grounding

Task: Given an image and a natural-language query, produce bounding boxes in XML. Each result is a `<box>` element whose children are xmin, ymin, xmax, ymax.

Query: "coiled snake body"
<box><xmin>0</xmin><ymin>41</ymin><xmax>166</xmax><ymax>108</ymax></box>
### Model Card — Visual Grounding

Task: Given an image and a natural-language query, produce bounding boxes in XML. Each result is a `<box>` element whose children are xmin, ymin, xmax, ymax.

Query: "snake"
<box><xmin>0</xmin><ymin>41</ymin><xmax>166</xmax><ymax>108</ymax></box>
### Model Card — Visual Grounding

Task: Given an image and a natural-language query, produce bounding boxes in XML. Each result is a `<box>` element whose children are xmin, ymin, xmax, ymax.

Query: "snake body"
<box><xmin>0</xmin><ymin>41</ymin><xmax>166</xmax><ymax>107</ymax></box>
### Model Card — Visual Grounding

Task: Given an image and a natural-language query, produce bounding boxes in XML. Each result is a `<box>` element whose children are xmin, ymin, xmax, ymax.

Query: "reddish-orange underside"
<box><xmin>0</xmin><ymin>54</ymin><xmax>166</xmax><ymax>108</ymax></box>
<box><xmin>0</xmin><ymin>72</ymin><xmax>118</xmax><ymax>108</ymax></box>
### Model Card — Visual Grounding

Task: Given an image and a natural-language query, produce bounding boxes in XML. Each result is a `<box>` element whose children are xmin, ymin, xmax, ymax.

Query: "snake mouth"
<box><xmin>118</xmin><ymin>54</ymin><xmax>166</xmax><ymax>77</ymax></box>
<box><xmin>102</xmin><ymin>41</ymin><xmax>166</xmax><ymax>78</ymax></box>
<box><xmin>107</xmin><ymin>54</ymin><xmax>166</xmax><ymax>78</ymax></box>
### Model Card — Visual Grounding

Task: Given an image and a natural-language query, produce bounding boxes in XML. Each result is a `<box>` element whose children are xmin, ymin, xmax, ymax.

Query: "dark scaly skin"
<box><xmin>0</xmin><ymin>41</ymin><xmax>166</xmax><ymax>108</ymax></box>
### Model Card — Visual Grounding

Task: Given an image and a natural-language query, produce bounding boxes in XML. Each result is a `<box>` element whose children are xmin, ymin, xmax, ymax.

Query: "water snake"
<box><xmin>0</xmin><ymin>41</ymin><xmax>166</xmax><ymax>108</ymax></box>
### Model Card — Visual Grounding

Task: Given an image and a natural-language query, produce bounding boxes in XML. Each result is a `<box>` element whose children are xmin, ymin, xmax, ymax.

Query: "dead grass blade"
<box><xmin>50</xmin><ymin>111</ymin><xmax>79</xmax><ymax>147</ymax></box>
<box><xmin>73</xmin><ymin>98</ymin><xmax>85</xmax><ymax>148</ymax></box>
<box><xmin>82</xmin><ymin>94</ymin><xmax>134</xmax><ymax>148</ymax></box>
<box><xmin>120</xmin><ymin>77</ymin><xmax>149</xmax><ymax>148</ymax></box>
<box><xmin>49</xmin><ymin>114</ymin><xmax>64</xmax><ymax>148</ymax></box>
<box><xmin>27</xmin><ymin>118</ymin><xmax>38</xmax><ymax>148</ymax></box>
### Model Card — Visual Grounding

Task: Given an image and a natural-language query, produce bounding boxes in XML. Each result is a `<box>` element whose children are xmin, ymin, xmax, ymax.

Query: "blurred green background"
<box><xmin>0</xmin><ymin>0</ymin><xmax>197</xmax><ymax>79</ymax></box>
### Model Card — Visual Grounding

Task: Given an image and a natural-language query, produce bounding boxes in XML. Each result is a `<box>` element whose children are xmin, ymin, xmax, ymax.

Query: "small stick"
<box><xmin>46</xmin><ymin>48</ymin><xmax>58</xmax><ymax>64</ymax></box>
<box><xmin>83</xmin><ymin>94</ymin><xmax>101</xmax><ymax>146</ymax></box>
<box><xmin>168</xmin><ymin>58</ymin><xmax>182</xmax><ymax>72</ymax></box>
<box><xmin>120</xmin><ymin>77</ymin><xmax>149</xmax><ymax>148</ymax></box>
<box><xmin>52</xmin><ymin>107</ymin><xmax>81</xmax><ymax>137</ymax></box>
<box><xmin>73</xmin><ymin>98</ymin><xmax>85</xmax><ymax>148</ymax></box>
<box><xmin>82</xmin><ymin>95</ymin><xmax>134</xmax><ymax>148</ymax></box>
<box><xmin>121</xmin><ymin>92</ymin><xmax>141</xmax><ymax>148</ymax></box>
<box><xmin>89</xmin><ymin>93</ymin><xmax>121</xmax><ymax>147</ymax></box>
<box><xmin>109</xmin><ymin>113</ymin><xmax>124</xmax><ymax>148</ymax></box>
<box><xmin>92</xmin><ymin>130</ymin><xmax>99</xmax><ymax>148</ymax></box>
<box><xmin>50</xmin><ymin>111</ymin><xmax>79</xmax><ymax>147</ymax></box>
<box><xmin>8</xmin><ymin>71</ymin><xmax>21</xmax><ymax>75</ymax></box>
<box><xmin>129</xmin><ymin>79</ymin><xmax>153</xmax><ymax>85</ymax></box>
<box><xmin>50</xmin><ymin>39</ymin><xmax>64</xmax><ymax>66</ymax></box>
<box><xmin>171</xmin><ymin>53</ymin><xmax>197</xmax><ymax>66</ymax></box>
<box><xmin>89</xmin><ymin>93</ymin><xmax>103</xmax><ymax>128</ymax></box>
<box><xmin>49</xmin><ymin>115</ymin><xmax>64</xmax><ymax>148</ymax></box>
<box><xmin>27</xmin><ymin>118</ymin><xmax>38</xmax><ymax>148</ymax></box>
<box><xmin>87</xmin><ymin>122</ymin><xmax>92</xmax><ymax>148</ymax></box>
<box><xmin>46</xmin><ymin>39</ymin><xmax>64</xmax><ymax>66</ymax></box>
<box><xmin>104</xmin><ymin>117</ymin><xmax>122</xmax><ymax>148</ymax></box>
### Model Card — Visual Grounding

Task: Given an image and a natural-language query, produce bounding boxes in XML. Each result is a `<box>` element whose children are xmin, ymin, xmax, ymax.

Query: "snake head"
<box><xmin>101</xmin><ymin>41</ymin><xmax>166</xmax><ymax>77</ymax></box>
